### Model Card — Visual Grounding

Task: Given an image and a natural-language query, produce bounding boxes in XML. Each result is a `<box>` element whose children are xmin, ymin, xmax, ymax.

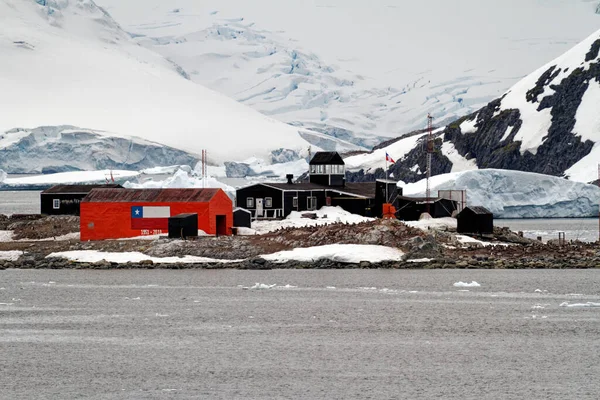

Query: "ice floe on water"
<box><xmin>560</xmin><ymin>302</ymin><xmax>600</xmax><ymax>308</ymax></box>
<box><xmin>244</xmin><ymin>283</ymin><xmax>276</xmax><ymax>290</ymax></box>
<box><xmin>453</xmin><ymin>281</ymin><xmax>481</xmax><ymax>287</ymax></box>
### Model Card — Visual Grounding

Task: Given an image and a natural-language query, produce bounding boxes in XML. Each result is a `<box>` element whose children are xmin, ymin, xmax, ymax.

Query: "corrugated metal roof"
<box><xmin>309</xmin><ymin>152</ymin><xmax>344</xmax><ymax>165</ymax></box>
<box><xmin>42</xmin><ymin>184</ymin><xmax>123</xmax><ymax>194</ymax></box>
<box><xmin>82</xmin><ymin>188</ymin><xmax>221</xmax><ymax>203</ymax></box>
<box><xmin>464</xmin><ymin>206</ymin><xmax>492</xmax><ymax>215</ymax></box>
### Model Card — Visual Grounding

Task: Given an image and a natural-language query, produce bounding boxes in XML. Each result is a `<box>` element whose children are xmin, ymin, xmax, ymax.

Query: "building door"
<box><xmin>256</xmin><ymin>198</ymin><xmax>264</xmax><ymax>217</ymax></box>
<box><xmin>216</xmin><ymin>215</ymin><xmax>227</xmax><ymax>236</ymax></box>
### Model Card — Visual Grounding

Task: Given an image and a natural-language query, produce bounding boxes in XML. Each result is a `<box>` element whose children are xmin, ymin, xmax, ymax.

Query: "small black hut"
<box><xmin>457</xmin><ymin>206</ymin><xmax>494</xmax><ymax>235</ymax></box>
<box><xmin>40</xmin><ymin>184</ymin><xmax>123</xmax><ymax>216</ymax></box>
<box><xmin>233</xmin><ymin>208</ymin><xmax>252</xmax><ymax>228</ymax></box>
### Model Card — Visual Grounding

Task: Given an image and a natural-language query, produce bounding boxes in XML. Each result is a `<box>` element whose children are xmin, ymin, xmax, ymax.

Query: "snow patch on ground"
<box><xmin>252</xmin><ymin>206</ymin><xmax>373</xmax><ymax>234</ymax></box>
<box><xmin>456</xmin><ymin>235</ymin><xmax>511</xmax><ymax>247</ymax></box>
<box><xmin>46</xmin><ymin>251</ymin><xmax>242</xmax><ymax>264</ymax></box>
<box><xmin>404</xmin><ymin>217</ymin><xmax>456</xmax><ymax>231</ymax></box>
<box><xmin>0</xmin><ymin>251</ymin><xmax>23</xmax><ymax>261</ymax></box>
<box><xmin>261</xmin><ymin>244</ymin><xmax>404</xmax><ymax>264</ymax></box>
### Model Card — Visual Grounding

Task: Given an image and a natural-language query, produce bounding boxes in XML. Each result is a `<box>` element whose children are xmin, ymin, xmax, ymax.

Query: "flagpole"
<box><xmin>385</xmin><ymin>156</ymin><xmax>388</xmax><ymax>204</ymax></box>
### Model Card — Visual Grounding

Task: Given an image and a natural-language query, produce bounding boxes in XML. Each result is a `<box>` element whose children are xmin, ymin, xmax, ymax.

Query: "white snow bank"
<box><xmin>453</xmin><ymin>281</ymin><xmax>481</xmax><ymax>287</ymax></box>
<box><xmin>261</xmin><ymin>244</ymin><xmax>404</xmax><ymax>264</ymax></box>
<box><xmin>402</xmin><ymin>169</ymin><xmax>600</xmax><ymax>218</ymax></box>
<box><xmin>0</xmin><ymin>251</ymin><xmax>23</xmax><ymax>261</ymax></box>
<box><xmin>456</xmin><ymin>235</ymin><xmax>510</xmax><ymax>247</ymax></box>
<box><xmin>559</xmin><ymin>302</ymin><xmax>600</xmax><ymax>308</ymax></box>
<box><xmin>0</xmin><ymin>169</ymin><xmax>6</xmax><ymax>184</ymax></box>
<box><xmin>3</xmin><ymin>170</ymin><xmax>139</xmax><ymax>186</ymax></box>
<box><xmin>0</xmin><ymin>231</ymin><xmax>79</xmax><ymax>242</ymax></box>
<box><xmin>46</xmin><ymin>251</ymin><xmax>241</xmax><ymax>264</ymax></box>
<box><xmin>252</xmin><ymin>206</ymin><xmax>373</xmax><ymax>234</ymax></box>
<box><xmin>404</xmin><ymin>217</ymin><xmax>456</xmax><ymax>231</ymax></box>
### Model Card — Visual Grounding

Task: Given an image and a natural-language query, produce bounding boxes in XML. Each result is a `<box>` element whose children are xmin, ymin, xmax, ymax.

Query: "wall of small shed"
<box><xmin>41</xmin><ymin>193</ymin><xmax>86</xmax><ymax>216</ymax></box>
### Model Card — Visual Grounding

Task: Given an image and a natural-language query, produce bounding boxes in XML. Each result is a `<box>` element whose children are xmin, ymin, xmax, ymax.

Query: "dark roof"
<box><xmin>462</xmin><ymin>206</ymin><xmax>492</xmax><ymax>215</ymax></box>
<box><xmin>250</xmin><ymin>182</ymin><xmax>376</xmax><ymax>199</ymax></box>
<box><xmin>309</xmin><ymin>152</ymin><xmax>344</xmax><ymax>165</ymax></box>
<box><xmin>82</xmin><ymin>188</ymin><xmax>222</xmax><ymax>203</ymax></box>
<box><xmin>261</xmin><ymin>182</ymin><xmax>328</xmax><ymax>191</ymax></box>
<box><xmin>41</xmin><ymin>184</ymin><xmax>123</xmax><ymax>194</ymax></box>
<box><xmin>397</xmin><ymin>196</ymin><xmax>444</xmax><ymax>203</ymax></box>
<box><xmin>233</xmin><ymin>207</ymin><xmax>252</xmax><ymax>214</ymax></box>
<box><xmin>338</xmin><ymin>182</ymin><xmax>376</xmax><ymax>198</ymax></box>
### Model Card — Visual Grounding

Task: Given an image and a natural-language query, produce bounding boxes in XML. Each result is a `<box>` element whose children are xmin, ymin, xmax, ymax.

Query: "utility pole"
<box><xmin>426</xmin><ymin>114</ymin><xmax>434</xmax><ymax>214</ymax></box>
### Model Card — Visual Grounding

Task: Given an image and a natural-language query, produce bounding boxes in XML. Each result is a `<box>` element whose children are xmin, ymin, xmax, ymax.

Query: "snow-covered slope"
<box><xmin>97</xmin><ymin>0</ymin><xmax>600</xmax><ymax>145</ymax></box>
<box><xmin>401</xmin><ymin>169</ymin><xmax>600</xmax><ymax>219</ymax></box>
<box><xmin>347</xmin><ymin>28</ymin><xmax>600</xmax><ymax>184</ymax></box>
<box><xmin>0</xmin><ymin>0</ymin><xmax>357</xmax><ymax>170</ymax></box>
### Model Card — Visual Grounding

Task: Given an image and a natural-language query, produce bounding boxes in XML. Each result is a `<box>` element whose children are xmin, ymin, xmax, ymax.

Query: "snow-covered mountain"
<box><xmin>97</xmin><ymin>0</ymin><xmax>600</xmax><ymax>147</ymax></box>
<box><xmin>0</xmin><ymin>0</ymin><xmax>358</xmax><ymax>173</ymax></box>
<box><xmin>346</xmin><ymin>27</ymin><xmax>600</xmax><ymax>184</ymax></box>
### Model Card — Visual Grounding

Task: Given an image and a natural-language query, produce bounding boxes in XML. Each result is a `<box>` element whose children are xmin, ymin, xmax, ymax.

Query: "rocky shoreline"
<box><xmin>1</xmin><ymin>215</ymin><xmax>600</xmax><ymax>270</ymax></box>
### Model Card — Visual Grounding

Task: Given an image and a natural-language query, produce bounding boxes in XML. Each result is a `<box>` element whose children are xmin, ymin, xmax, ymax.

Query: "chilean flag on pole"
<box><xmin>386</xmin><ymin>152</ymin><xmax>395</xmax><ymax>163</ymax></box>
<box><xmin>131</xmin><ymin>206</ymin><xmax>171</xmax><ymax>230</ymax></box>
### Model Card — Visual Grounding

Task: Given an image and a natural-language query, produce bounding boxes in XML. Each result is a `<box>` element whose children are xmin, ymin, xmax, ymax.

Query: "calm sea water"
<box><xmin>1</xmin><ymin>269</ymin><xmax>599</xmax><ymax>399</ymax></box>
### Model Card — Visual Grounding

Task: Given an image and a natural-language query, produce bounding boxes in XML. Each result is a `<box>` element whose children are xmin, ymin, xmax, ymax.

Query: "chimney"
<box><xmin>286</xmin><ymin>174</ymin><xmax>294</xmax><ymax>184</ymax></box>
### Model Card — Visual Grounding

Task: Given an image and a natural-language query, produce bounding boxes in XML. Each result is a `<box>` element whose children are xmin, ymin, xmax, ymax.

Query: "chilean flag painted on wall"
<box><xmin>131</xmin><ymin>206</ymin><xmax>171</xmax><ymax>230</ymax></box>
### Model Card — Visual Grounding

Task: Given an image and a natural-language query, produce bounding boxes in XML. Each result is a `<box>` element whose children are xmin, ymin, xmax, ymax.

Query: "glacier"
<box><xmin>96</xmin><ymin>0</ymin><xmax>600</xmax><ymax>145</ymax></box>
<box><xmin>401</xmin><ymin>169</ymin><xmax>600</xmax><ymax>219</ymax></box>
<box><xmin>0</xmin><ymin>0</ymin><xmax>358</xmax><ymax>169</ymax></box>
<box><xmin>0</xmin><ymin>126</ymin><xmax>199</xmax><ymax>174</ymax></box>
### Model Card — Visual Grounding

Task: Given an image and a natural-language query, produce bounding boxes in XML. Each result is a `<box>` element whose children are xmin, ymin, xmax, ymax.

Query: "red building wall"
<box><xmin>80</xmin><ymin>190</ymin><xmax>232</xmax><ymax>241</ymax></box>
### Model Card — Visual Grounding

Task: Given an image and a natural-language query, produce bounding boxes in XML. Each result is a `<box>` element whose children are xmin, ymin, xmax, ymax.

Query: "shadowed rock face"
<box><xmin>348</xmin><ymin>38</ymin><xmax>600</xmax><ymax>184</ymax></box>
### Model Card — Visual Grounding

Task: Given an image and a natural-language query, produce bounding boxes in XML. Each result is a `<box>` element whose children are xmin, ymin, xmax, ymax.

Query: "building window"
<box><xmin>53</xmin><ymin>199</ymin><xmax>60</xmax><ymax>209</ymax></box>
<box><xmin>325</xmin><ymin>165</ymin><xmax>331</xmax><ymax>174</ymax></box>
<box><xmin>293</xmin><ymin>197</ymin><xmax>298</xmax><ymax>208</ymax></box>
<box><xmin>307</xmin><ymin>196</ymin><xmax>317</xmax><ymax>210</ymax></box>
<box><xmin>265</xmin><ymin>197</ymin><xmax>272</xmax><ymax>208</ymax></box>
<box><xmin>310</xmin><ymin>165</ymin><xmax>316</xmax><ymax>174</ymax></box>
<box><xmin>247</xmin><ymin>197</ymin><xmax>254</xmax><ymax>208</ymax></box>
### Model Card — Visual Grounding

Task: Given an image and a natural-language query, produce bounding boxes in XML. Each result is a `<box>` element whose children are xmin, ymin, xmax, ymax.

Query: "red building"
<box><xmin>80</xmin><ymin>188</ymin><xmax>233</xmax><ymax>241</ymax></box>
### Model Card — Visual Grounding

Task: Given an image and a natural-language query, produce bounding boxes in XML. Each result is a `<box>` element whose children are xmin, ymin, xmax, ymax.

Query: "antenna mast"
<box><xmin>426</xmin><ymin>114</ymin><xmax>434</xmax><ymax>214</ymax></box>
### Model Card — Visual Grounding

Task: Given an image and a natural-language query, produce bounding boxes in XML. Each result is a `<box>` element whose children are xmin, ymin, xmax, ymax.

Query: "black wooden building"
<box><xmin>235</xmin><ymin>152</ymin><xmax>404</xmax><ymax>219</ymax></box>
<box><xmin>457</xmin><ymin>206</ymin><xmax>494</xmax><ymax>235</ymax></box>
<box><xmin>40</xmin><ymin>184</ymin><xmax>123</xmax><ymax>216</ymax></box>
<box><xmin>235</xmin><ymin>151</ymin><xmax>461</xmax><ymax>221</ymax></box>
